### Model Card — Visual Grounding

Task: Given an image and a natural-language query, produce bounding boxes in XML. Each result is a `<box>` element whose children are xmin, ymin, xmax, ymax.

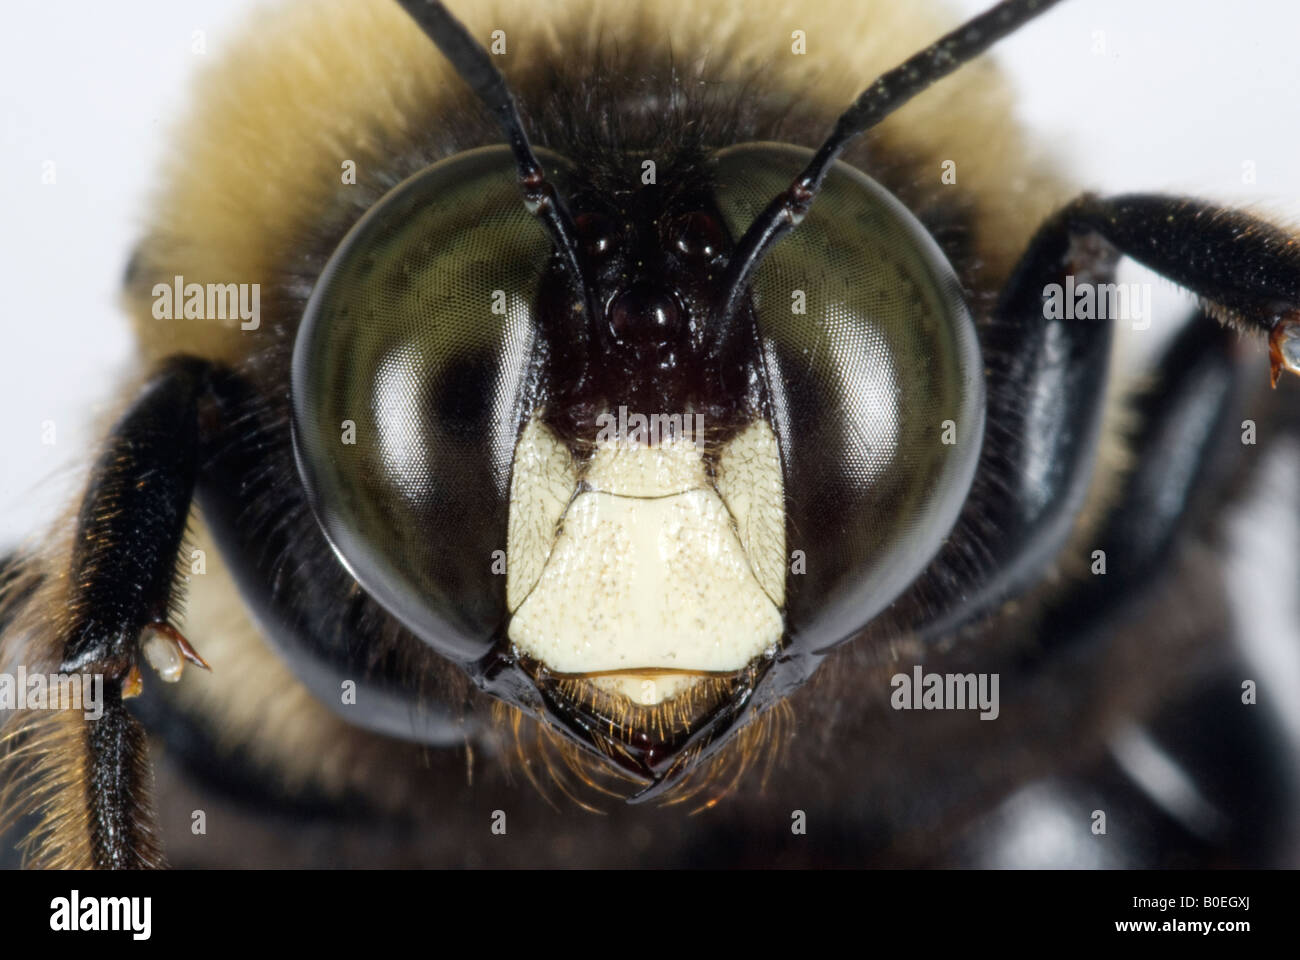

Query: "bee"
<box><xmin>2</xmin><ymin>0</ymin><xmax>1299</xmax><ymax>868</ymax></box>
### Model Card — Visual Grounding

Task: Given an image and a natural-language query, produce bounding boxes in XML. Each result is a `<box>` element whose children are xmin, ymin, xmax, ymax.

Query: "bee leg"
<box><xmin>914</xmin><ymin>194</ymin><xmax>1300</xmax><ymax>640</ymax></box>
<box><xmin>56</xmin><ymin>355</ymin><xmax>214</xmax><ymax>868</ymax></box>
<box><xmin>953</xmin><ymin>356</ymin><xmax>1297</xmax><ymax>867</ymax></box>
<box><xmin>1036</xmin><ymin>311</ymin><xmax>1249</xmax><ymax>648</ymax></box>
<box><xmin>1004</xmin><ymin>193</ymin><xmax>1300</xmax><ymax>385</ymax></box>
<box><xmin>903</xmin><ymin>203</ymin><xmax>1117</xmax><ymax>639</ymax></box>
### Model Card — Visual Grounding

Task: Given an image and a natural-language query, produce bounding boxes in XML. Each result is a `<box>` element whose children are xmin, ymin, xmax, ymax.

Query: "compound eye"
<box><xmin>711</xmin><ymin>143</ymin><xmax>985</xmax><ymax>655</ymax></box>
<box><xmin>291</xmin><ymin>145</ymin><xmax>574</xmax><ymax>664</ymax></box>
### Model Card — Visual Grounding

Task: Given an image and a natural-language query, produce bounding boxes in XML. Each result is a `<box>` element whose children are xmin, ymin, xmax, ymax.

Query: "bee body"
<box><xmin>3</xmin><ymin>0</ymin><xmax>1297</xmax><ymax>868</ymax></box>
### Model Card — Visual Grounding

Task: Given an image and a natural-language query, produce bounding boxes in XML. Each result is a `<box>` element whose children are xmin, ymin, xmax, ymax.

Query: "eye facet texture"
<box><xmin>711</xmin><ymin>143</ymin><xmax>985</xmax><ymax>657</ymax></box>
<box><xmin>293</xmin><ymin>145</ymin><xmax>569</xmax><ymax>664</ymax></box>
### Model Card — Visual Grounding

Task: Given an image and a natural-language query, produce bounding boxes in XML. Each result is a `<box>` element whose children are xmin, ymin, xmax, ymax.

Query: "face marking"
<box><xmin>505</xmin><ymin>418</ymin><xmax>578</xmax><ymax>611</ymax></box>
<box><xmin>713</xmin><ymin>419</ymin><xmax>787</xmax><ymax>603</ymax></box>
<box><xmin>582</xmin><ymin>427</ymin><xmax>708</xmax><ymax>497</ymax></box>
<box><xmin>506</xmin><ymin>416</ymin><xmax>785</xmax><ymax>705</ymax></box>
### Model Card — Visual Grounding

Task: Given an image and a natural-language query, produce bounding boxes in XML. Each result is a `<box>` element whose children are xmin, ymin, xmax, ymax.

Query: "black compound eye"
<box><xmin>711</xmin><ymin>143</ymin><xmax>985</xmax><ymax>658</ymax></box>
<box><xmin>291</xmin><ymin>145</ymin><xmax>574</xmax><ymax>664</ymax></box>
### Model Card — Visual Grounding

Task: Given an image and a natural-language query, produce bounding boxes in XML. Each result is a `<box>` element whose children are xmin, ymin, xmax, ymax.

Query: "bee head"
<box><xmin>289</xmin><ymin>0</ymin><xmax>1059</xmax><ymax>794</ymax></box>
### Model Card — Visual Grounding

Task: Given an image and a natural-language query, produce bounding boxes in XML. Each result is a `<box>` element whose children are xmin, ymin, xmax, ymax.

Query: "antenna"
<box><xmin>717</xmin><ymin>0</ymin><xmax>1067</xmax><ymax>328</ymax></box>
<box><xmin>394</xmin><ymin>0</ymin><xmax>594</xmax><ymax>318</ymax></box>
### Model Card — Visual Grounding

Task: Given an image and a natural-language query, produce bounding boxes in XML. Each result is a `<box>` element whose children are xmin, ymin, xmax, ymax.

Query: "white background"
<box><xmin>2</xmin><ymin>0</ymin><xmax>1300</xmax><ymax>544</ymax></box>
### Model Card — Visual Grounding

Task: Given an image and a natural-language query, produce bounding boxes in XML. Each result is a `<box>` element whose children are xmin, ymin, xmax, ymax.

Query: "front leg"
<box><xmin>61</xmin><ymin>357</ymin><xmax>210</xmax><ymax>684</ymax></box>
<box><xmin>40</xmin><ymin>356</ymin><xmax>212</xmax><ymax>868</ymax></box>
<box><xmin>916</xmin><ymin>193</ymin><xmax>1300</xmax><ymax>641</ymax></box>
<box><xmin>1008</xmin><ymin>193</ymin><xmax>1300</xmax><ymax>385</ymax></box>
